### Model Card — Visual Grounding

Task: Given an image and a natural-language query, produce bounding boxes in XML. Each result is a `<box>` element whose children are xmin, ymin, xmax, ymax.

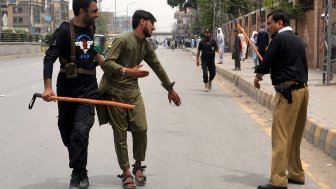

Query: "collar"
<box><xmin>132</xmin><ymin>31</ymin><xmax>145</xmax><ymax>43</ymax></box>
<box><xmin>278</xmin><ymin>26</ymin><xmax>293</xmax><ymax>33</ymax></box>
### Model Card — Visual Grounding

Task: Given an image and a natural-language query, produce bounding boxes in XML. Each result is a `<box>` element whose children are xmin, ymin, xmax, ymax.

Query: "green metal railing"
<box><xmin>0</xmin><ymin>33</ymin><xmax>40</xmax><ymax>43</ymax></box>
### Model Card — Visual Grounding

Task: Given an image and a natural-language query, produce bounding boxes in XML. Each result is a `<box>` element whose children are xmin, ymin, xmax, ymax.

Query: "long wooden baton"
<box><xmin>28</xmin><ymin>93</ymin><xmax>136</xmax><ymax>109</ymax></box>
<box><xmin>236</xmin><ymin>24</ymin><xmax>263</xmax><ymax>61</ymax></box>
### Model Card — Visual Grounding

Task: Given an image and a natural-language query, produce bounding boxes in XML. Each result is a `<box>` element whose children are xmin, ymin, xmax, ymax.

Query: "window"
<box><xmin>13</xmin><ymin>7</ymin><xmax>23</xmax><ymax>14</ymax></box>
<box><xmin>13</xmin><ymin>17</ymin><xmax>23</xmax><ymax>24</ymax></box>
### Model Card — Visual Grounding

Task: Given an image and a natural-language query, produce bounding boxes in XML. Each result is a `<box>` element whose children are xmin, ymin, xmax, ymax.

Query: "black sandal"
<box><xmin>132</xmin><ymin>164</ymin><xmax>147</xmax><ymax>186</ymax></box>
<box><xmin>117</xmin><ymin>174</ymin><xmax>136</xmax><ymax>189</ymax></box>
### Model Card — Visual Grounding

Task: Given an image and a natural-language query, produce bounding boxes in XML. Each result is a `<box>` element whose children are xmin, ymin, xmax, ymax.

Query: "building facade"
<box><xmin>1</xmin><ymin>0</ymin><xmax>68</xmax><ymax>34</ymax></box>
<box><xmin>174</xmin><ymin>9</ymin><xmax>194</xmax><ymax>38</ymax></box>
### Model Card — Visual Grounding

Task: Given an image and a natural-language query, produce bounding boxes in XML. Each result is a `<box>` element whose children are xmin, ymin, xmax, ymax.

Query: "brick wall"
<box><xmin>222</xmin><ymin>1</ymin><xmax>335</xmax><ymax>69</ymax></box>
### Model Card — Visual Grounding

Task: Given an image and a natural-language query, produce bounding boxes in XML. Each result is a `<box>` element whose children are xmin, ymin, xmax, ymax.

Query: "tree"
<box><xmin>263</xmin><ymin>0</ymin><xmax>306</xmax><ymax>19</ymax></box>
<box><xmin>167</xmin><ymin>0</ymin><xmax>198</xmax><ymax>10</ymax></box>
<box><xmin>95</xmin><ymin>12</ymin><xmax>109</xmax><ymax>34</ymax></box>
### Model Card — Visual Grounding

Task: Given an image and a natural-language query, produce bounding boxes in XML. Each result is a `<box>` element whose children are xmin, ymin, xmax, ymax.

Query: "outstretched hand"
<box><xmin>168</xmin><ymin>89</ymin><xmax>181</xmax><ymax>106</ymax></box>
<box><xmin>126</xmin><ymin>64</ymin><xmax>149</xmax><ymax>78</ymax></box>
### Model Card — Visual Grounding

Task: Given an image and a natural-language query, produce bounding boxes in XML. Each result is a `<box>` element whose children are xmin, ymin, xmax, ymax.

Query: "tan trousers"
<box><xmin>270</xmin><ymin>86</ymin><xmax>309</xmax><ymax>187</ymax></box>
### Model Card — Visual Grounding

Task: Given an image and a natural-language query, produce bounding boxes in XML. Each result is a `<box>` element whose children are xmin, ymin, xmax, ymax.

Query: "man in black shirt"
<box><xmin>42</xmin><ymin>0</ymin><xmax>104</xmax><ymax>188</ymax></box>
<box><xmin>255</xmin><ymin>11</ymin><xmax>308</xmax><ymax>189</ymax></box>
<box><xmin>196</xmin><ymin>29</ymin><xmax>219</xmax><ymax>92</ymax></box>
<box><xmin>232</xmin><ymin>29</ymin><xmax>241</xmax><ymax>70</ymax></box>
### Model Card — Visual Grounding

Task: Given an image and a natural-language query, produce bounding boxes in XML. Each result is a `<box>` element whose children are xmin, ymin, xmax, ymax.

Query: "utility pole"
<box><xmin>322</xmin><ymin>0</ymin><xmax>334</xmax><ymax>84</ymax></box>
<box><xmin>114</xmin><ymin>0</ymin><xmax>116</xmax><ymax>33</ymax></box>
<box><xmin>0</xmin><ymin>0</ymin><xmax>2</xmax><ymax>36</ymax></box>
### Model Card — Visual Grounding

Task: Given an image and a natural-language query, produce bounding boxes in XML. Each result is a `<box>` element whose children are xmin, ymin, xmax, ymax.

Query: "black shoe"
<box><xmin>257</xmin><ymin>184</ymin><xmax>287</xmax><ymax>189</ymax></box>
<box><xmin>69</xmin><ymin>169</ymin><xmax>89</xmax><ymax>189</ymax></box>
<box><xmin>69</xmin><ymin>170</ymin><xmax>81</xmax><ymax>189</ymax></box>
<box><xmin>288</xmin><ymin>178</ymin><xmax>304</xmax><ymax>185</ymax></box>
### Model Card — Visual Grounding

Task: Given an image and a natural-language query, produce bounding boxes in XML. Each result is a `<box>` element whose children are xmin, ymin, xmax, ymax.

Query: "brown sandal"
<box><xmin>132</xmin><ymin>164</ymin><xmax>147</xmax><ymax>186</ymax></box>
<box><xmin>117</xmin><ymin>174</ymin><xmax>136</xmax><ymax>189</ymax></box>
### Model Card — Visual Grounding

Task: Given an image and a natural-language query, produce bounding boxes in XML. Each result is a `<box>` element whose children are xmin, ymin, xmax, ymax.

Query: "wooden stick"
<box><xmin>29</xmin><ymin>93</ymin><xmax>135</xmax><ymax>109</ymax></box>
<box><xmin>236</xmin><ymin>23</ymin><xmax>263</xmax><ymax>61</ymax></box>
<box><xmin>50</xmin><ymin>96</ymin><xmax>136</xmax><ymax>109</ymax></box>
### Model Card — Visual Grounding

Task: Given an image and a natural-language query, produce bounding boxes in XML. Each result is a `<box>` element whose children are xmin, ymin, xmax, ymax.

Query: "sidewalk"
<box><xmin>188</xmin><ymin>48</ymin><xmax>336</xmax><ymax>160</ymax></box>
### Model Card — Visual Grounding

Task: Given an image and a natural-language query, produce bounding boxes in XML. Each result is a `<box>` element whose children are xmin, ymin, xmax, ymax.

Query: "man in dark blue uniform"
<box><xmin>255</xmin><ymin>10</ymin><xmax>308</xmax><ymax>189</ymax></box>
<box><xmin>42</xmin><ymin>0</ymin><xmax>104</xmax><ymax>188</ymax></box>
<box><xmin>196</xmin><ymin>29</ymin><xmax>219</xmax><ymax>92</ymax></box>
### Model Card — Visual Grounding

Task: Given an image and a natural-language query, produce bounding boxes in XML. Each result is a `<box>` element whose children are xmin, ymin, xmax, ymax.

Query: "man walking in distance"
<box><xmin>42</xmin><ymin>0</ymin><xmax>103</xmax><ymax>188</ymax></box>
<box><xmin>232</xmin><ymin>29</ymin><xmax>241</xmax><ymax>70</ymax></box>
<box><xmin>254</xmin><ymin>10</ymin><xmax>308</xmax><ymax>189</ymax></box>
<box><xmin>96</xmin><ymin>10</ymin><xmax>181</xmax><ymax>189</ymax></box>
<box><xmin>196</xmin><ymin>29</ymin><xmax>219</xmax><ymax>92</ymax></box>
<box><xmin>257</xmin><ymin>25</ymin><xmax>269</xmax><ymax>63</ymax></box>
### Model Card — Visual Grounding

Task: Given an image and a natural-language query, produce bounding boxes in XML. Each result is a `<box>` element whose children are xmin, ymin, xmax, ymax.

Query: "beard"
<box><xmin>84</xmin><ymin>15</ymin><xmax>95</xmax><ymax>26</ymax></box>
<box><xmin>143</xmin><ymin>25</ymin><xmax>152</xmax><ymax>38</ymax></box>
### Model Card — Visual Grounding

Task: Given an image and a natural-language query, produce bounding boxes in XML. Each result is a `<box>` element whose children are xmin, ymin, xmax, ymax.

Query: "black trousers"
<box><xmin>58</xmin><ymin>101</ymin><xmax>95</xmax><ymax>170</ymax></box>
<box><xmin>201</xmin><ymin>59</ymin><xmax>216</xmax><ymax>83</ymax></box>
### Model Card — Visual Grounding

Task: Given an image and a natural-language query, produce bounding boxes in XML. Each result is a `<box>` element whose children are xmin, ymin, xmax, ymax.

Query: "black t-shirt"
<box><xmin>255</xmin><ymin>31</ymin><xmax>308</xmax><ymax>85</ymax></box>
<box><xmin>43</xmin><ymin>22</ymin><xmax>98</xmax><ymax>98</ymax></box>
<box><xmin>198</xmin><ymin>39</ymin><xmax>218</xmax><ymax>61</ymax></box>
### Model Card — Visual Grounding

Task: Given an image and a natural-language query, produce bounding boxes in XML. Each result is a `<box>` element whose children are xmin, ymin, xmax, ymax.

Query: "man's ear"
<box><xmin>79</xmin><ymin>8</ymin><xmax>86</xmax><ymax>16</ymax></box>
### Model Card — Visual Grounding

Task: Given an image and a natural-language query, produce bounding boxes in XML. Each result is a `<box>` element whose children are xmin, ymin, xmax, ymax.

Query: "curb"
<box><xmin>190</xmin><ymin>49</ymin><xmax>336</xmax><ymax>160</ymax></box>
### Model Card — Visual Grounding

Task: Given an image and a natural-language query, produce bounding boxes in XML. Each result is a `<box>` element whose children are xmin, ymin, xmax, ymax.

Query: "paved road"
<box><xmin>0</xmin><ymin>47</ymin><xmax>323</xmax><ymax>188</ymax></box>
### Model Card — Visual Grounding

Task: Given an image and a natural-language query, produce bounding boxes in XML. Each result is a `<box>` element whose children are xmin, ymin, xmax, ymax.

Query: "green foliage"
<box><xmin>167</xmin><ymin>0</ymin><xmax>198</xmax><ymax>10</ymax></box>
<box><xmin>263</xmin><ymin>0</ymin><xmax>306</xmax><ymax>19</ymax></box>
<box><xmin>95</xmin><ymin>12</ymin><xmax>110</xmax><ymax>34</ymax></box>
<box><xmin>226</xmin><ymin>0</ymin><xmax>252</xmax><ymax>18</ymax></box>
<box><xmin>44</xmin><ymin>33</ymin><xmax>53</xmax><ymax>45</ymax></box>
<box><xmin>198</xmin><ymin>0</ymin><xmax>213</xmax><ymax>33</ymax></box>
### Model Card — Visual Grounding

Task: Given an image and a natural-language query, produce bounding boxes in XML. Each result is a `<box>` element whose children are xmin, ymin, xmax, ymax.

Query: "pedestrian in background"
<box><xmin>96</xmin><ymin>10</ymin><xmax>181</xmax><ymax>189</ymax></box>
<box><xmin>238</xmin><ymin>32</ymin><xmax>247</xmax><ymax>61</ymax></box>
<box><xmin>217</xmin><ymin>28</ymin><xmax>225</xmax><ymax>64</ymax></box>
<box><xmin>196</xmin><ymin>36</ymin><xmax>201</xmax><ymax>48</ymax></box>
<box><xmin>196</xmin><ymin>29</ymin><xmax>219</xmax><ymax>92</ymax></box>
<box><xmin>232</xmin><ymin>29</ymin><xmax>241</xmax><ymax>70</ymax></box>
<box><xmin>254</xmin><ymin>10</ymin><xmax>309</xmax><ymax>189</ymax></box>
<box><xmin>250</xmin><ymin>31</ymin><xmax>259</xmax><ymax>68</ymax></box>
<box><xmin>42</xmin><ymin>0</ymin><xmax>104</xmax><ymax>188</ymax></box>
<box><xmin>257</xmin><ymin>25</ymin><xmax>269</xmax><ymax>63</ymax></box>
<box><xmin>191</xmin><ymin>38</ymin><xmax>195</xmax><ymax>48</ymax></box>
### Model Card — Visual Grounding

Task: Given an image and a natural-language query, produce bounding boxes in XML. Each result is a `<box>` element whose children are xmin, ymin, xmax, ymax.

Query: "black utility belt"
<box><xmin>274</xmin><ymin>82</ymin><xmax>307</xmax><ymax>104</ymax></box>
<box><xmin>59</xmin><ymin>67</ymin><xmax>96</xmax><ymax>78</ymax></box>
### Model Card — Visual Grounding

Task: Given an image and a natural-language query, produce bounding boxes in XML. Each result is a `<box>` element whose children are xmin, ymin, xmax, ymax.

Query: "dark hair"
<box><xmin>267</xmin><ymin>10</ymin><xmax>290</xmax><ymax>27</ymax></box>
<box><xmin>73</xmin><ymin>0</ymin><xmax>97</xmax><ymax>16</ymax></box>
<box><xmin>132</xmin><ymin>10</ymin><xmax>157</xmax><ymax>29</ymax></box>
<box><xmin>233</xmin><ymin>29</ymin><xmax>238</xmax><ymax>33</ymax></box>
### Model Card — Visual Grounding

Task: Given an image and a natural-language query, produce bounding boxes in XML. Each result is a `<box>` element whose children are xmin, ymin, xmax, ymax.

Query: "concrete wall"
<box><xmin>0</xmin><ymin>43</ymin><xmax>41</xmax><ymax>57</ymax></box>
